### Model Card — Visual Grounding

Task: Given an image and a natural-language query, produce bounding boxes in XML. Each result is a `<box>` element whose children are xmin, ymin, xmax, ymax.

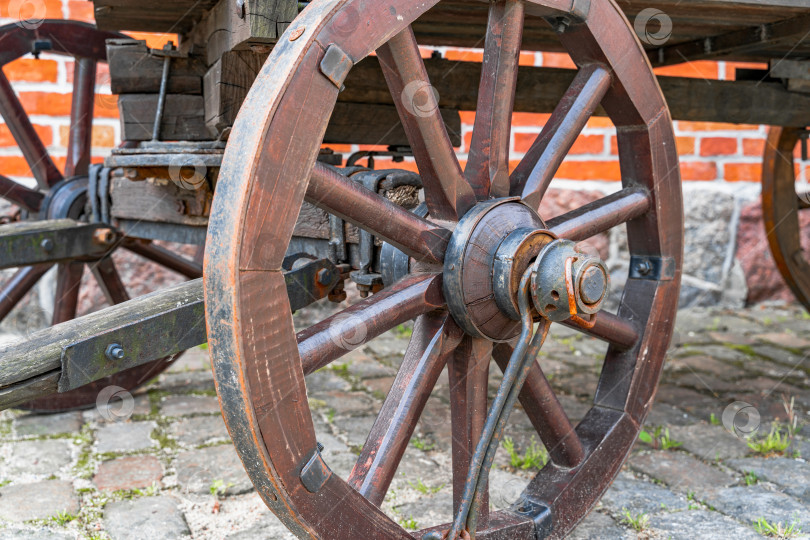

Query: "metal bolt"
<box><xmin>105</xmin><ymin>344</ymin><xmax>125</xmax><ymax>360</ymax></box>
<box><xmin>93</xmin><ymin>228</ymin><xmax>115</xmax><ymax>246</ymax></box>
<box><xmin>555</xmin><ymin>16</ymin><xmax>571</xmax><ymax>33</ymax></box>
<box><xmin>637</xmin><ymin>259</ymin><xmax>652</xmax><ymax>276</ymax></box>
<box><xmin>40</xmin><ymin>238</ymin><xmax>54</xmax><ymax>252</ymax></box>
<box><xmin>316</xmin><ymin>268</ymin><xmax>331</xmax><ymax>286</ymax></box>
<box><xmin>579</xmin><ymin>264</ymin><xmax>607</xmax><ymax>305</ymax></box>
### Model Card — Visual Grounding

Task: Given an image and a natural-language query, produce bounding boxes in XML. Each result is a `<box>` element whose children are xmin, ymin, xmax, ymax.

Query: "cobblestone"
<box><xmin>104</xmin><ymin>496</ymin><xmax>190</xmax><ymax>539</ymax></box>
<box><xmin>94</xmin><ymin>455</ymin><xmax>163</xmax><ymax>491</ymax></box>
<box><xmin>0</xmin><ymin>305</ymin><xmax>807</xmax><ymax>538</ymax></box>
<box><xmin>648</xmin><ymin>509</ymin><xmax>763</xmax><ymax>540</ymax></box>
<box><xmin>175</xmin><ymin>445</ymin><xmax>253</xmax><ymax>496</ymax></box>
<box><xmin>629</xmin><ymin>450</ymin><xmax>738</xmax><ymax>495</ymax></box>
<box><xmin>95</xmin><ymin>421</ymin><xmax>157</xmax><ymax>454</ymax></box>
<box><xmin>11</xmin><ymin>412</ymin><xmax>82</xmax><ymax>438</ymax></box>
<box><xmin>0</xmin><ymin>481</ymin><xmax>78</xmax><ymax>522</ymax></box>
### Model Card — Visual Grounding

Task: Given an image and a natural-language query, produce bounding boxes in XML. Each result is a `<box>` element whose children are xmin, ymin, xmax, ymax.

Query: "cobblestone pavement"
<box><xmin>1</xmin><ymin>303</ymin><xmax>809</xmax><ymax>539</ymax></box>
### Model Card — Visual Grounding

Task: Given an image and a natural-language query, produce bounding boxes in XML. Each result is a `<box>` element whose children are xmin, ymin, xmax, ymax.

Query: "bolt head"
<box><xmin>105</xmin><ymin>344</ymin><xmax>125</xmax><ymax>360</ymax></box>
<box><xmin>316</xmin><ymin>268</ymin><xmax>331</xmax><ymax>285</ymax></box>
<box><xmin>40</xmin><ymin>238</ymin><xmax>54</xmax><ymax>252</ymax></box>
<box><xmin>637</xmin><ymin>259</ymin><xmax>652</xmax><ymax>275</ymax></box>
<box><xmin>579</xmin><ymin>264</ymin><xmax>607</xmax><ymax>305</ymax></box>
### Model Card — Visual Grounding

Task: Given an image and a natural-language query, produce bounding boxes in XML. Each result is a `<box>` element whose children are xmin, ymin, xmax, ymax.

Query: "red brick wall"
<box><xmin>0</xmin><ymin>1</ymin><xmax>171</xmax><ymax>185</ymax></box>
<box><xmin>0</xmin><ymin>3</ymin><xmax>785</xmax><ymax>188</ymax></box>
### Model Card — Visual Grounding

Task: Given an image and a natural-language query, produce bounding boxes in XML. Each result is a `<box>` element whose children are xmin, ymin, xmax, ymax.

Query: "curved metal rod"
<box><xmin>447</xmin><ymin>268</ymin><xmax>550</xmax><ymax>538</ymax></box>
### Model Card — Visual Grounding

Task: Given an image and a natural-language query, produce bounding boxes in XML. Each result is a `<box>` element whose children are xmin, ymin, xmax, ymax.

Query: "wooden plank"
<box><xmin>93</xmin><ymin>0</ymin><xmax>219</xmax><ymax>33</ymax></box>
<box><xmin>118</xmin><ymin>94</ymin><xmax>211</xmax><ymax>141</ymax></box>
<box><xmin>107</xmin><ymin>39</ymin><xmax>207</xmax><ymax>95</ymax></box>
<box><xmin>325</xmin><ymin>103</ymin><xmax>461</xmax><ymax>147</ymax></box>
<box><xmin>339</xmin><ymin>57</ymin><xmax>810</xmax><ymax>128</ymax></box>
<box><xmin>183</xmin><ymin>0</ymin><xmax>298</xmax><ymax>66</ymax></box>
<box><xmin>204</xmin><ymin>50</ymin><xmax>269</xmax><ymax>136</ymax></box>
<box><xmin>110</xmin><ymin>176</ymin><xmax>212</xmax><ymax>226</ymax></box>
<box><xmin>648</xmin><ymin>13</ymin><xmax>810</xmax><ymax>66</ymax></box>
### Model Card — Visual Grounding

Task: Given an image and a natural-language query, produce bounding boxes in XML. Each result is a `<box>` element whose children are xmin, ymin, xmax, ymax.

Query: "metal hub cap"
<box><xmin>444</xmin><ymin>199</ymin><xmax>611</xmax><ymax>339</ymax></box>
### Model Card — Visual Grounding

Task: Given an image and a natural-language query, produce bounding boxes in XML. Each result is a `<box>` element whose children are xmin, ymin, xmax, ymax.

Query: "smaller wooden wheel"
<box><xmin>762</xmin><ymin>126</ymin><xmax>810</xmax><ymax>310</ymax></box>
<box><xmin>0</xmin><ymin>21</ymin><xmax>202</xmax><ymax>411</ymax></box>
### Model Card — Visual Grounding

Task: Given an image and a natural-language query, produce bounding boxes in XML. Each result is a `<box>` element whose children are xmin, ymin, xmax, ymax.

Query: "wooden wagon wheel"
<box><xmin>204</xmin><ymin>0</ymin><xmax>682</xmax><ymax>538</ymax></box>
<box><xmin>0</xmin><ymin>21</ymin><xmax>201</xmax><ymax>411</ymax></box>
<box><xmin>762</xmin><ymin>126</ymin><xmax>810</xmax><ymax>310</ymax></box>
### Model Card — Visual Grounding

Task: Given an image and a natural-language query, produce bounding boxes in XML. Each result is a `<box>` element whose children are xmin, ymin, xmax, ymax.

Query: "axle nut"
<box><xmin>578</xmin><ymin>263</ymin><xmax>607</xmax><ymax>305</ymax></box>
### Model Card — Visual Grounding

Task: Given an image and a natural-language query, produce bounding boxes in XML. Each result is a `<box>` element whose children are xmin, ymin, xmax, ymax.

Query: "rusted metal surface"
<box><xmin>762</xmin><ymin>127</ymin><xmax>810</xmax><ymax>310</ymax></box>
<box><xmin>203</xmin><ymin>1</ymin><xmax>682</xmax><ymax>538</ymax></box>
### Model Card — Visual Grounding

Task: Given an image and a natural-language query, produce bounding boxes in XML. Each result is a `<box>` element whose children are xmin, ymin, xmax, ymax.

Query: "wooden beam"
<box><xmin>339</xmin><ymin>57</ymin><xmax>810</xmax><ymax>128</ymax></box>
<box><xmin>183</xmin><ymin>0</ymin><xmax>299</xmax><ymax>66</ymax></box>
<box><xmin>118</xmin><ymin>94</ymin><xmax>210</xmax><ymax>141</ymax></box>
<box><xmin>204</xmin><ymin>50</ymin><xmax>269</xmax><ymax>137</ymax></box>
<box><xmin>647</xmin><ymin>13</ymin><xmax>810</xmax><ymax>66</ymax></box>
<box><xmin>107</xmin><ymin>39</ymin><xmax>207</xmax><ymax>95</ymax></box>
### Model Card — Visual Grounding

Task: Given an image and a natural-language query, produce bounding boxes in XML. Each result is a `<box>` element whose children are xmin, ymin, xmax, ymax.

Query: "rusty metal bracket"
<box><xmin>319</xmin><ymin>44</ymin><xmax>352</xmax><ymax>89</ymax></box>
<box><xmin>300</xmin><ymin>442</ymin><xmax>331</xmax><ymax>493</ymax></box>
<box><xmin>0</xmin><ymin>219</ymin><xmax>116</xmax><ymax>269</ymax></box>
<box><xmin>57</xmin><ymin>259</ymin><xmax>341</xmax><ymax>392</ymax></box>
<box><xmin>59</xmin><ymin>280</ymin><xmax>206</xmax><ymax>392</ymax></box>
<box><xmin>629</xmin><ymin>255</ymin><xmax>676</xmax><ymax>281</ymax></box>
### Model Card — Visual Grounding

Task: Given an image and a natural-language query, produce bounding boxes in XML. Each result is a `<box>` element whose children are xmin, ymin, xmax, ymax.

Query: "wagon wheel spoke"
<box><xmin>0</xmin><ymin>173</ymin><xmax>44</xmax><ymax>214</ymax></box>
<box><xmin>447</xmin><ymin>335</ymin><xmax>493</xmax><ymax>529</ymax></box>
<box><xmin>123</xmin><ymin>240</ymin><xmax>203</xmax><ymax>279</ymax></box>
<box><xmin>0</xmin><ymin>71</ymin><xmax>63</xmax><ymax>190</ymax></box>
<box><xmin>377</xmin><ymin>27</ymin><xmax>475</xmax><ymax>221</ymax></box>
<box><xmin>306</xmin><ymin>163</ymin><xmax>450</xmax><ymax>263</ymax></box>
<box><xmin>511</xmin><ymin>64</ymin><xmax>612</xmax><ymax>210</ymax></box>
<box><xmin>0</xmin><ymin>264</ymin><xmax>52</xmax><ymax>323</ymax></box>
<box><xmin>64</xmin><ymin>58</ymin><xmax>97</xmax><ymax>178</ymax></box>
<box><xmin>349</xmin><ymin>312</ymin><xmax>462</xmax><ymax>506</ymax></box>
<box><xmin>90</xmin><ymin>256</ymin><xmax>130</xmax><ymax>305</ymax></box>
<box><xmin>561</xmin><ymin>310</ymin><xmax>639</xmax><ymax>350</ymax></box>
<box><xmin>465</xmin><ymin>0</ymin><xmax>524</xmax><ymax>199</ymax></box>
<box><xmin>298</xmin><ymin>273</ymin><xmax>444</xmax><ymax>375</ymax></box>
<box><xmin>51</xmin><ymin>261</ymin><xmax>84</xmax><ymax>324</ymax></box>
<box><xmin>546</xmin><ymin>187</ymin><xmax>652</xmax><ymax>242</ymax></box>
<box><xmin>492</xmin><ymin>343</ymin><xmax>584</xmax><ymax>468</ymax></box>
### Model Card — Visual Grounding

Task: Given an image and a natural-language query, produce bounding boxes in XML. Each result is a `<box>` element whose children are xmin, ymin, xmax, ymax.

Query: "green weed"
<box><xmin>753</xmin><ymin>517</ymin><xmax>801</xmax><ymax>538</ymax></box>
<box><xmin>620</xmin><ymin>508</ymin><xmax>649</xmax><ymax>532</ymax></box>
<box><xmin>502</xmin><ymin>436</ymin><xmax>548</xmax><ymax>470</ymax></box>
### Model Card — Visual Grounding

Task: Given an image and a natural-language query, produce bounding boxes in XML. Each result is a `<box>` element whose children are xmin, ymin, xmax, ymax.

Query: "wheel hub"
<box><xmin>443</xmin><ymin>199</ymin><xmax>610</xmax><ymax>341</ymax></box>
